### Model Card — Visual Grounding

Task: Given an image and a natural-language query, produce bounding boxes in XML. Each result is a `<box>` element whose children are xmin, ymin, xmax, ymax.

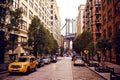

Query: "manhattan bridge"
<box><xmin>61</xmin><ymin>18</ymin><xmax>76</xmax><ymax>49</ymax></box>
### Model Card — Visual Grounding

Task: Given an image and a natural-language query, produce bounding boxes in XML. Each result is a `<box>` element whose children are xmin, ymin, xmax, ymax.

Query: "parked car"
<box><xmin>43</xmin><ymin>56</ymin><xmax>51</xmax><ymax>64</ymax></box>
<box><xmin>50</xmin><ymin>55</ymin><xmax>57</xmax><ymax>62</ymax></box>
<box><xmin>72</xmin><ymin>55</ymin><xmax>76</xmax><ymax>61</ymax></box>
<box><xmin>37</xmin><ymin>57</ymin><xmax>45</xmax><ymax>68</ymax></box>
<box><xmin>8</xmin><ymin>55</ymin><xmax>38</xmax><ymax>74</ymax></box>
<box><xmin>73</xmin><ymin>56</ymin><xmax>85</xmax><ymax>66</ymax></box>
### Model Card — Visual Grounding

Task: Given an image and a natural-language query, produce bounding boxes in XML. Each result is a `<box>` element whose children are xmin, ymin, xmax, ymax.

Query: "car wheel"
<box><xmin>37</xmin><ymin>64</ymin><xmax>40</xmax><ymax>68</ymax></box>
<box><xmin>9</xmin><ymin>72</ymin><xmax>13</xmax><ymax>75</ymax></box>
<box><xmin>26</xmin><ymin>67</ymin><xmax>30</xmax><ymax>74</ymax></box>
<box><xmin>34</xmin><ymin>65</ymin><xmax>37</xmax><ymax>71</ymax></box>
<box><xmin>74</xmin><ymin>64</ymin><xmax>76</xmax><ymax>66</ymax></box>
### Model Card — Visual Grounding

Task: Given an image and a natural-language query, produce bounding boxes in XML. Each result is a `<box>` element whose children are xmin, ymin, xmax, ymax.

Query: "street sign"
<box><xmin>84</xmin><ymin>49</ymin><xmax>89</xmax><ymax>54</ymax></box>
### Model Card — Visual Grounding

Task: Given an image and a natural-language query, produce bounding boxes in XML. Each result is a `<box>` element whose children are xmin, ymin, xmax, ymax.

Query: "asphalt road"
<box><xmin>0</xmin><ymin>57</ymin><xmax>105</xmax><ymax>80</ymax></box>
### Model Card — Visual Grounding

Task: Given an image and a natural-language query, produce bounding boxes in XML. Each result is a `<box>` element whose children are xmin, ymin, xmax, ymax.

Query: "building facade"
<box><xmin>0</xmin><ymin>0</ymin><xmax>61</xmax><ymax>64</ymax></box>
<box><xmin>83</xmin><ymin>0</ymin><xmax>120</xmax><ymax>64</ymax></box>
<box><xmin>83</xmin><ymin>0</ymin><xmax>101</xmax><ymax>42</ymax></box>
<box><xmin>49</xmin><ymin>0</ymin><xmax>61</xmax><ymax>46</ymax></box>
<box><xmin>101</xmin><ymin>0</ymin><xmax>120</xmax><ymax>64</ymax></box>
<box><xmin>76</xmin><ymin>5</ymin><xmax>85</xmax><ymax>37</ymax></box>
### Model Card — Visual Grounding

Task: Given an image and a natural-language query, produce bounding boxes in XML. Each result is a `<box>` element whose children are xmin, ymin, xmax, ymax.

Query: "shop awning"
<box><xmin>13</xmin><ymin>44</ymin><xmax>25</xmax><ymax>54</ymax></box>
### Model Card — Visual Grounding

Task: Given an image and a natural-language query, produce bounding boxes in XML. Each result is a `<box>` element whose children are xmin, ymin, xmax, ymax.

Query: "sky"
<box><xmin>56</xmin><ymin>0</ymin><xmax>86</xmax><ymax>35</ymax></box>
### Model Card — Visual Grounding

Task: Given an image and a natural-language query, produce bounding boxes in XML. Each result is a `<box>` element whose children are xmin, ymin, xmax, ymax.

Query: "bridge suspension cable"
<box><xmin>60</xmin><ymin>22</ymin><xmax>66</xmax><ymax>31</ymax></box>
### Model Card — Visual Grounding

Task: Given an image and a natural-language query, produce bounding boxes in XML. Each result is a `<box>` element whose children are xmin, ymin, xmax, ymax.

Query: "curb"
<box><xmin>0</xmin><ymin>70</ymin><xmax>8</xmax><ymax>74</ymax></box>
<box><xmin>86</xmin><ymin>65</ymin><xmax>108</xmax><ymax>80</ymax></box>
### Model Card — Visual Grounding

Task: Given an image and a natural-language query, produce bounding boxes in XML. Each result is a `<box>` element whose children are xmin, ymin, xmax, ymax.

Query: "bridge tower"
<box><xmin>63</xmin><ymin>18</ymin><xmax>76</xmax><ymax>49</ymax></box>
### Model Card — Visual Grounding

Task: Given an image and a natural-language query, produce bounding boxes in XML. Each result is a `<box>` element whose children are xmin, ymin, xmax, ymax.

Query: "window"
<box><xmin>22</xmin><ymin>3</ymin><xmax>27</xmax><ymax>17</ymax></box>
<box><xmin>103</xmin><ymin>0</ymin><xmax>105</xmax><ymax>3</ymax></box>
<box><xmin>39</xmin><ymin>9</ymin><xmax>41</xmax><ymax>17</ymax></box>
<box><xmin>39</xmin><ymin>1</ymin><xmax>41</xmax><ymax>7</ymax></box>
<box><xmin>22</xmin><ymin>21</ymin><xmax>27</xmax><ymax>30</ymax></box>
<box><xmin>51</xmin><ymin>10</ymin><xmax>53</xmax><ymax>14</ymax></box>
<box><xmin>107</xmin><ymin>0</ymin><xmax>112</xmax><ymax>5</ymax></box>
<box><xmin>13</xmin><ymin>0</ymin><xmax>18</xmax><ymax>8</ymax></box>
<box><xmin>20</xmin><ymin>20</ymin><xmax>27</xmax><ymax>30</ymax></box>
<box><xmin>115</xmin><ymin>22</ymin><xmax>120</xmax><ymax>32</ymax></box>
<box><xmin>29</xmin><ymin>0</ymin><xmax>33</xmax><ymax>8</ymax></box>
<box><xmin>51</xmin><ymin>21</ymin><xmax>53</xmax><ymax>25</ymax></box>
<box><xmin>51</xmin><ymin>5</ymin><xmax>53</xmax><ymax>9</ymax></box>
<box><xmin>108</xmin><ymin>27</ymin><xmax>112</xmax><ymax>38</ymax></box>
<box><xmin>20</xmin><ymin>36</ymin><xmax>27</xmax><ymax>43</ymax></box>
<box><xmin>35</xmin><ymin>0</ymin><xmax>38</xmax><ymax>2</ymax></box>
<box><xmin>55</xmin><ymin>14</ymin><xmax>58</xmax><ymax>20</ymax></box>
<box><xmin>45</xmin><ymin>16</ymin><xmax>46</xmax><ymax>23</ymax></box>
<box><xmin>42</xmin><ymin>15</ymin><xmax>44</xmax><ymax>20</ymax></box>
<box><xmin>115</xmin><ymin>2</ymin><xmax>120</xmax><ymax>16</ymax></box>
<box><xmin>108</xmin><ymin>9</ymin><xmax>112</xmax><ymax>20</ymax></box>
<box><xmin>42</xmin><ymin>7</ymin><xmax>44</xmax><ymax>11</ymax></box>
<box><xmin>102</xmin><ymin>3</ymin><xmax>106</xmax><ymax>11</ymax></box>
<box><xmin>96</xmin><ymin>7</ymin><xmax>101</xmax><ymax>13</ymax></box>
<box><xmin>103</xmin><ymin>14</ymin><xmax>106</xmax><ymax>24</ymax></box>
<box><xmin>103</xmin><ymin>30</ymin><xmax>106</xmax><ymax>39</ymax></box>
<box><xmin>96</xmin><ymin>0</ymin><xmax>100</xmax><ymax>3</ymax></box>
<box><xmin>29</xmin><ymin>10</ymin><xmax>33</xmax><ymax>20</ymax></box>
<box><xmin>51</xmin><ymin>16</ymin><xmax>53</xmax><ymax>20</ymax></box>
<box><xmin>34</xmin><ymin>4</ymin><xmax>38</xmax><ymax>13</ymax></box>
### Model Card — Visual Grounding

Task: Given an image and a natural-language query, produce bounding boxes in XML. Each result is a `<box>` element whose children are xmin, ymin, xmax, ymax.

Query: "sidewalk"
<box><xmin>87</xmin><ymin>61</ymin><xmax>120</xmax><ymax>80</ymax></box>
<box><xmin>0</xmin><ymin>64</ymin><xmax>8</xmax><ymax>74</ymax></box>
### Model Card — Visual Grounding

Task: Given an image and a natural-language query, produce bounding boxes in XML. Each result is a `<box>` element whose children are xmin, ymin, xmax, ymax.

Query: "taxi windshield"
<box><xmin>16</xmin><ymin>58</ymin><xmax>29</xmax><ymax>62</ymax></box>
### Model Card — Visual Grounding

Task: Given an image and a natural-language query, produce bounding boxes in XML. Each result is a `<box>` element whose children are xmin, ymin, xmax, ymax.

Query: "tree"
<box><xmin>73</xmin><ymin>31</ymin><xmax>92</xmax><ymax>54</ymax></box>
<box><xmin>28</xmin><ymin>16</ymin><xmax>41</xmax><ymax>57</ymax></box>
<box><xmin>0</xmin><ymin>0</ymin><xmax>12</xmax><ymax>27</ymax></box>
<box><xmin>28</xmin><ymin>16</ymin><xmax>58</xmax><ymax>57</ymax></box>
<box><xmin>0</xmin><ymin>1</ymin><xmax>22</xmax><ymax>36</ymax></box>
<box><xmin>0</xmin><ymin>1</ymin><xmax>23</xmax><ymax>52</ymax></box>
<box><xmin>96</xmin><ymin>38</ymin><xmax>108</xmax><ymax>67</ymax></box>
<box><xmin>8</xmin><ymin>8</ymin><xmax>23</xmax><ymax>32</ymax></box>
<box><xmin>52</xmin><ymin>38</ymin><xmax>59</xmax><ymax>55</ymax></box>
<box><xmin>86</xmin><ymin>42</ymin><xmax>94</xmax><ymax>62</ymax></box>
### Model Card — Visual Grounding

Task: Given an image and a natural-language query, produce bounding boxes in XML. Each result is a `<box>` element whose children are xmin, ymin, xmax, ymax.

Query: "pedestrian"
<box><xmin>97</xmin><ymin>54</ymin><xmax>101</xmax><ymax>63</ymax></box>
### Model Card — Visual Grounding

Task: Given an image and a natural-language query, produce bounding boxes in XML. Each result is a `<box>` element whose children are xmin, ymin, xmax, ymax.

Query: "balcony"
<box><xmin>89</xmin><ymin>3</ymin><xmax>93</xmax><ymax>10</ymax></box>
<box><xmin>96</xmin><ymin>17</ymin><xmax>101</xmax><ymax>24</ymax></box>
<box><xmin>96</xmin><ymin>10</ymin><xmax>101</xmax><ymax>14</ymax></box>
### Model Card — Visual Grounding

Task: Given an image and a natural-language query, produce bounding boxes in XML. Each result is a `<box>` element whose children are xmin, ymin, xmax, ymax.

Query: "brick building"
<box><xmin>101</xmin><ymin>0</ymin><xmax>120</xmax><ymax>64</ymax></box>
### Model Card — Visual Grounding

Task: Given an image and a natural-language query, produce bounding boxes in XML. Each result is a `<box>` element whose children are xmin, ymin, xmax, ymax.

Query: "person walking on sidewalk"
<box><xmin>97</xmin><ymin>54</ymin><xmax>101</xmax><ymax>64</ymax></box>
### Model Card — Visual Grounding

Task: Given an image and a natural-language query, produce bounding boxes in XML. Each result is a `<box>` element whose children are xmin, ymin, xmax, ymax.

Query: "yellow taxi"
<box><xmin>8</xmin><ymin>55</ymin><xmax>38</xmax><ymax>74</ymax></box>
